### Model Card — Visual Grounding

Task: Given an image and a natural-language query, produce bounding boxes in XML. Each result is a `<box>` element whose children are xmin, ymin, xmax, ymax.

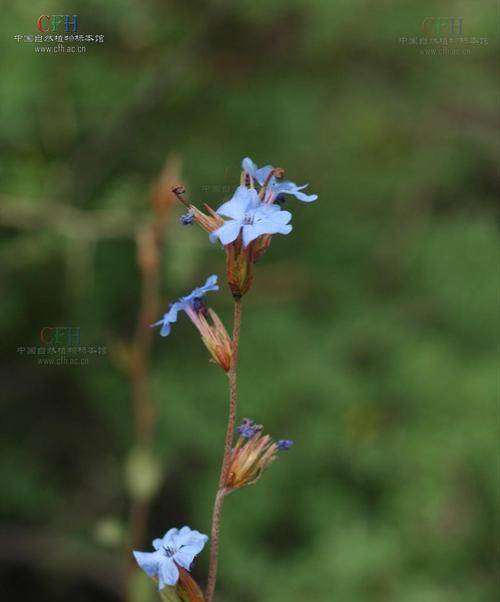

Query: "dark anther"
<box><xmin>192</xmin><ymin>297</ymin><xmax>207</xmax><ymax>315</ymax></box>
<box><xmin>180</xmin><ymin>212</ymin><xmax>194</xmax><ymax>225</ymax></box>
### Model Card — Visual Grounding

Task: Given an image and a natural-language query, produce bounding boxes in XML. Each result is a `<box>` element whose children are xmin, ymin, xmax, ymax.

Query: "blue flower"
<box><xmin>210</xmin><ymin>185</ymin><xmax>292</xmax><ymax>247</ymax></box>
<box><xmin>242</xmin><ymin>157</ymin><xmax>318</xmax><ymax>203</ymax></box>
<box><xmin>237</xmin><ymin>418</ymin><xmax>263</xmax><ymax>439</ymax></box>
<box><xmin>151</xmin><ymin>275</ymin><xmax>219</xmax><ymax>337</ymax></box>
<box><xmin>133</xmin><ymin>526</ymin><xmax>208</xmax><ymax>590</ymax></box>
<box><xmin>277</xmin><ymin>439</ymin><xmax>294</xmax><ymax>451</ymax></box>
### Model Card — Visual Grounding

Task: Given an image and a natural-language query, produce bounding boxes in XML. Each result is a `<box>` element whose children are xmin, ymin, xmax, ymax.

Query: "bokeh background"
<box><xmin>1</xmin><ymin>1</ymin><xmax>498</xmax><ymax>601</ymax></box>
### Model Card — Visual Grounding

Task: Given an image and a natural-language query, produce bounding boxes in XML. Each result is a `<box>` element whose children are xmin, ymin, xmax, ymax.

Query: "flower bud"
<box><xmin>185</xmin><ymin>305</ymin><xmax>233</xmax><ymax>372</ymax></box>
<box><xmin>225</xmin><ymin>419</ymin><xmax>293</xmax><ymax>490</ymax></box>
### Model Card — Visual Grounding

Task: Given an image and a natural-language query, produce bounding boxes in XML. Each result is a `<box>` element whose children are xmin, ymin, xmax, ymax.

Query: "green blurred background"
<box><xmin>1</xmin><ymin>1</ymin><xmax>498</xmax><ymax>601</ymax></box>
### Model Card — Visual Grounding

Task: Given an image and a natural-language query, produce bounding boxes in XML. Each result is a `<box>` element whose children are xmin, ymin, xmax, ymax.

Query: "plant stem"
<box><xmin>205</xmin><ymin>298</ymin><xmax>242</xmax><ymax>602</ymax></box>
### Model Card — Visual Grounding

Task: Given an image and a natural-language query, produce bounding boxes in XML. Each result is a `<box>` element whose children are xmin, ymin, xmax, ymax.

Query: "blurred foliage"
<box><xmin>0</xmin><ymin>1</ymin><xmax>498</xmax><ymax>601</ymax></box>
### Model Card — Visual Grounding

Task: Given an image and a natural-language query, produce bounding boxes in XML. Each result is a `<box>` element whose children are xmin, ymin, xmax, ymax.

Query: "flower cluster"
<box><xmin>225</xmin><ymin>418</ymin><xmax>294</xmax><ymax>490</ymax></box>
<box><xmin>173</xmin><ymin>157</ymin><xmax>318</xmax><ymax>298</ymax></box>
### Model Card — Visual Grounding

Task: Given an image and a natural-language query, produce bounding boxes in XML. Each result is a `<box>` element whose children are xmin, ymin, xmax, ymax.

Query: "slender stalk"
<box><xmin>205</xmin><ymin>298</ymin><xmax>242</xmax><ymax>602</ymax></box>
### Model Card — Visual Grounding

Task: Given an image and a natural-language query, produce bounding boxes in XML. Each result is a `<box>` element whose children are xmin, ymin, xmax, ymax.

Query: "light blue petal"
<box><xmin>242</xmin><ymin>216</ymin><xmax>293</xmax><ymax>245</ymax></box>
<box><xmin>267</xmin><ymin>209</ymin><xmax>292</xmax><ymax>225</ymax></box>
<box><xmin>275</xmin><ymin>223</ymin><xmax>292</xmax><ymax>235</ymax></box>
<box><xmin>216</xmin><ymin>186</ymin><xmax>250</xmax><ymax>219</ymax></box>
<box><xmin>164</xmin><ymin>302</ymin><xmax>183</xmax><ymax>323</ymax></box>
<box><xmin>242</xmin><ymin>157</ymin><xmax>258</xmax><ymax>176</ymax></box>
<box><xmin>290</xmin><ymin>190</ymin><xmax>318</xmax><ymax>202</ymax></box>
<box><xmin>152</xmin><ymin>538</ymin><xmax>163</xmax><ymax>551</ymax></box>
<box><xmin>215</xmin><ymin>200</ymin><xmax>242</xmax><ymax>220</ymax></box>
<box><xmin>153</xmin><ymin>301</ymin><xmax>185</xmax><ymax>337</ymax></box>
<box><xmin>173</xmin><ymin>528</ymin><xmax>208</xmax><ymax>569</ymax></box>
<box><xmin>133</xmin><ymin>550</ymin><xmax>163</xmax><ymax>578</ymax></box>
<box><xmin>185</xmin><ymin>276</ymin><xmax>219</xmax><ymax>302</ymax></box>
<box><xmin>254</xmin><ymin>165</ymin><xmax>273</xmax><ymax>185</ymax></box>
<box><xmin>176</xmin><ymin>526</ymin><xmax>191</xmax><ymax>537</ymax></box>
<box><xmin>242</xmin><ymin>223</ymin><xmax>269</xmax><ymax>246</ymax></box>
<box><xmin>162</xmin><ymin>528</ymin><xmax>180</xmax><ymax>548</ymax></box>
<box><xmin>174</xmin><ymin>527</ymin><xmax>209</xmax><ymax>552</ymax></box>
<box><xmin>275</xmin><ymin>180</ymin><xmax>308</xmax><ymax>192</ymax></box>
<box><xmin>212</xmin><ymin>221</ymin><xmax>242</xmax><ymax>245</ymax></box>
<box><xmin>272</xmin><ymin>180</ymin><xmax>302</xmax><ymax>194</ymax></box>
<box><xmin>173</xmin><ymin>548</ymin><xmax>196</xmax><ymax>570</ymax></box>
<box><xmin>254</xmin><ymin>203</ymin><xmax>281</xmax><ymax>217</ymax></box>
<box><xmin>273</xmin><ymin>180</ymin><xmax>317</xmax><ymax>202</ymax></box>
<box><xmin>201</xmin><ymin>274</ymin><xmax>219</xmax><ymax>293</ymax></box>
<box><xmin>173</xmin><ymin>543</ymin><xmax>207</xmax><ymax>571</ymax></box>
<box><xmin>241</xmin><ymin>157</ymin><xmax>274</xmax><ymax>186</ymax></box>
<box><xmin>247</xmin><ymin>188</ymin><xmax>263</xmax><ymax>210</ymax></box>
<box><xmin>243</xmin><ymin>159</ymin><xmax>318</xmax><ymax>202</ymax></box>
<box><xmin>158</xmin><ymin>557</ymin><xmax>179</xmax><ymax>589</ymax></box>
<box><xmin>160</xmin><ymin>321</ymin><xmax>172</xmax><ymax>337</ymax></box>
